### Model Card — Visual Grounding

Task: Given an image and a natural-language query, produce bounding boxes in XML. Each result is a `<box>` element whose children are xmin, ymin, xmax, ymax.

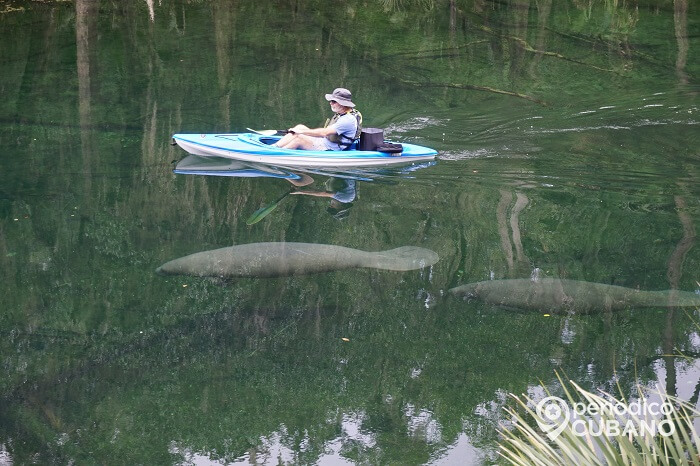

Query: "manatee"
<box><xmin>156</xmin><ymin>242</ymin><xmax>439</xmax><ymax>278</ymax></box>
<box><xmin>449</xmin><ymin>278</ymin><xmax>700</xmax><ymax>313</ymax></box>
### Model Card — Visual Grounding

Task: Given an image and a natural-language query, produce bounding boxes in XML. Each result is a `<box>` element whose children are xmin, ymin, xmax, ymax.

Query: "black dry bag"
<box><xmin>377</xmin><ymin>143</ymin><xmax>403</xmax><ymax>155</ymax></box>
<box><xmin>359</xmin><ymin>128</ymin><xmax>384</xmax><ymax>151</ymax></box>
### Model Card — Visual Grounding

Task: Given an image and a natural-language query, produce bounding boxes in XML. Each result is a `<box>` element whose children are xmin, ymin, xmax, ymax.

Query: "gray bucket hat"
<box><xmin>325</xmin><ymin>88</ymin><xmax>355</xmax><ymax>107</ymax></box>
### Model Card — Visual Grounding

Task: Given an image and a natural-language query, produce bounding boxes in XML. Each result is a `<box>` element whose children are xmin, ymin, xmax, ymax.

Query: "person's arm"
<box><xmin>290</xmin><ymin>190</ymin><xmax>334</xmax><ymax>198</ymax></box>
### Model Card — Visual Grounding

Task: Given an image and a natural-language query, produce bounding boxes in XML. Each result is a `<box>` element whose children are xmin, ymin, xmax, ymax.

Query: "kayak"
<box><xmin>171</xmin><ymin>133</ymin><xmax>437</xmax><ymax>168</ymax></box>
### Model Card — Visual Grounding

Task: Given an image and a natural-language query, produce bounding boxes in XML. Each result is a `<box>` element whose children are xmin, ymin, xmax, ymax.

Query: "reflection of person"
<box><xmin>291</xmin><ymin>177</ymin><xmax>356</xmax><ymax>219</ymax></box>
<box><xmin>273</xmin><ymin>88</ymin><xmax>362</xmax><ymax>151</ymax></box>
<box><xmin>285</xmin><ymin>172</ymin><xmax>314</xmax><ymax>187</ymax></box>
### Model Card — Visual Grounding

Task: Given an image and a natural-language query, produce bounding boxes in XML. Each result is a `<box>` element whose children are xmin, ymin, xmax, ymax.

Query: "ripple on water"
<box><xmin>438</xmin><ymin>148</ymin><xmax>500</xmax><ymax>160</ymax></box>
<box><xmin>384</xmin><ymin>116</ymin><xmax>448</xmax><ymax>136</ymax></box>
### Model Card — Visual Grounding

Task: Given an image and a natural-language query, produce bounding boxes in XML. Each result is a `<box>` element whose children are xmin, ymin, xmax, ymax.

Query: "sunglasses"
<box><xmin>329</xmin><ymin>100</ymin><xmax>338</xmax><ymax>104</ymax></box>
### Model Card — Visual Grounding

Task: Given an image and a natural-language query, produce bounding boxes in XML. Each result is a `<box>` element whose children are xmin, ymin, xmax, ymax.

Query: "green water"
<box><xmin>0</xmin><ymin>0</ymin><xmax>698</xmax><ymax>464</ymax></box>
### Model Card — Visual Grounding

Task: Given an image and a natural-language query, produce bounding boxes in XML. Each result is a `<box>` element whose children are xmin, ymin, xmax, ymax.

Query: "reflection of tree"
<box><xmin>76</xmin><ymin>0</ymin><xmax>97</xmax><ymax>127</ymax></box>
<box><xmin>497</xmin><ymin>190</ymin><xmax>530</xmax><ymax>277</ymax></box>
<box><xmin>449</xmin><ymin>0</ymin><xmax>457</xmax><ymax>42</ymax></box>
<box><xmin>0</xmin><ymin>288</ymin><xmax>573</xmax><ymax>464</ymax></box>
<box><xmin>664</xmin><ymin>194</ymin><xmax>696</xmax><ymax>397</ymax></box>
<box><xmin>212</xmin><ymin>0</ymin><xmax>235</xmax><ymax>130</ymax></box>
<box><xmin>528</xmin><ymin>0</ymin><xmax>552</xmax><ymax>78</ymax></box>
<box><xmin>674</xmin><ymin>0</ymin><xmax>689</xmax><ymax>85</ymax></box>
<box><xmin>509</xmin><ymin>0</ymin><xmax>530</xmax><ymax>80</ymax></box>
<box><xmin>145</xmin><ymin>0</ymin><xmax>154</xmax><ymax>22</ymax></box>
<box><xmin>497</xmin><ymin>191</ymin><xmax>515</xmax><ymax>271</ymax></box>
<box><xmin>76</xmin><ymin>0</ymin><xmax>99</xmax><ymax>206</ymax></box>
<box><xmin>667</xmin><ymin>196</ymin><xmax>696</xmax><ymax>292</ymax></box>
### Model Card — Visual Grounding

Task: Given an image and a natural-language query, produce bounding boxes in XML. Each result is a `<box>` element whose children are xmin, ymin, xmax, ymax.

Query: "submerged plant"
<box><xmin>499</xmin><ymin>375</ymin><xmax>700</xmax><ymax>465</ymax></box>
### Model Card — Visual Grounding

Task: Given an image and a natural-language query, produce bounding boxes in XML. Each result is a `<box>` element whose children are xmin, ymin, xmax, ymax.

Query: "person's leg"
<box><xmin>277</xmin><ymin>134</ymin><xmax>327</xmax><ymax>150</ymax></box>
<box><xmin>278</xmin><ymin>134</ymin><xmax>320</xmax><ymax>150</ymax></box>
<box><xmin>274</xmin><ymin>124</ymin><xmax>309</xmax><ymax>147</ymax></box>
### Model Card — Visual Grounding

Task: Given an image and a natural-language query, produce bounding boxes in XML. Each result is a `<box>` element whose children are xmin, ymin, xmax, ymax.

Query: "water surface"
<box><xmin>0</xmin><ymin>1</ymin><xmax>698</xmax><ymax>464</ymax></box>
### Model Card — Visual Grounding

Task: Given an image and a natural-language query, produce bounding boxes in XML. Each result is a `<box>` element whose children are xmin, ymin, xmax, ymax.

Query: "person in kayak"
<box><xmin>273</xmin><ymin>88</ymin><xmax>362</xmax><ymax>151</ymax></box>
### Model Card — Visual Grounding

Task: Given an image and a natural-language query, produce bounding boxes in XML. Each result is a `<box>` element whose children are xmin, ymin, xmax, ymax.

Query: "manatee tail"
<box><xmin>448</xmin><ymin>283</ymin><xmax>476</xmax><ymax>296</ymax></box>
<box><xmin>367</xmin><ymin>246</ymin><xmax>439</xmax><ymax>271</ymax></box>
<box><xmin>640</xmin><ymin>290</ymin><xmax>700</xmax><ymax>308</ymax></box>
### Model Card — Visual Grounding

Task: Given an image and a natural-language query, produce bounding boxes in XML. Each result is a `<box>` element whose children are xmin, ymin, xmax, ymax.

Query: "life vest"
<box><xmin>324</xmin><ymin>109</ymin><xmax>363</xmax><ymax>149</ymax></box>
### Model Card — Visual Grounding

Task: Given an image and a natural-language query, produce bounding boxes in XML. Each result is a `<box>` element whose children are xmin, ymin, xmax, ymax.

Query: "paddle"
<box><xmin>246</xmin><ymin>190</ymin><xmax>293</xmax><ymax>225</ymax></box>
<box><xmin>246</xmin><ymin>127</ymin><xmax>290</xmax><ymax>136</ymax></box>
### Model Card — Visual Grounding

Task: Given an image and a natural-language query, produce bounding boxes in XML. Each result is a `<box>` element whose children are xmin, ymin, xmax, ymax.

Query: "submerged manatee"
<box><xmin>449</xmin><ymin>278</ymin><xmax>700</xmax><ymax>313</ymax></box>
<box><xmin>156</xmin><ymin>242</ymin><xmax>439</xmax><ymax>278</ymax></box>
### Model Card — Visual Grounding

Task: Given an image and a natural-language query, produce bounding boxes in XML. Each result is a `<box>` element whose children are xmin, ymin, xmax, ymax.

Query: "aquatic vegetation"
<box><xmin>500</xmin><ymin>376</ymin><xmax>700</xmax><ymax>465</ymax></box>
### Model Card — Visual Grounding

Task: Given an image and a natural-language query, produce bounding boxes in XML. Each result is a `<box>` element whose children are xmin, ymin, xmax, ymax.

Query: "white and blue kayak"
<box><xmin>172</xmin><ymin>133</ymin><xmax>437</xmax><ymax>168</ymax></box>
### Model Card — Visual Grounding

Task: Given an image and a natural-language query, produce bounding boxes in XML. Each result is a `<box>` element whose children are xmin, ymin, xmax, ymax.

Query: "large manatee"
<box><xmin>156</xmin><ymin>242</ymin><xmax>438</xmax><ymax>278</ymax></box>
<box><xmin>449</xmin><ymin>278</ymin><xmax>700</xmax><ymax>313</ymax></box>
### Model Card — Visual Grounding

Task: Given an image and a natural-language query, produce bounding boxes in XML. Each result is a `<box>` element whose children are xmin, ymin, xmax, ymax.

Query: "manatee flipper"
<box><xmin>367</xmin><ymin>246</ymin><xmax>439</xmax><ymax>271</ymax></box>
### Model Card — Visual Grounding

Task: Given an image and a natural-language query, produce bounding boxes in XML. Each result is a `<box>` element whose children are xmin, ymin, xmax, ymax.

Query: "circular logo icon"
<box><xmin>535</xmin><ymin>396</ymin><xmax>570</xmax><ymax>440</ymax></box>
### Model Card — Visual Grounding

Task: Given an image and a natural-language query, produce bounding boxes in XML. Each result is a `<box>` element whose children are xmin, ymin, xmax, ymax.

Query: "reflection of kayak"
<box><xmin>174</xmin><ymin>155</ymin><xmax>436</xmax><ymax>182</ymax></box>
<box><xmin>172</xmin><ymin>133</ymin><xmax>437</xmax><ymax>168</ymax></box>
<box><xmin>174</xmin><ymin>155</ymin><xmax>299</xmax><ymax>179</ymax></box>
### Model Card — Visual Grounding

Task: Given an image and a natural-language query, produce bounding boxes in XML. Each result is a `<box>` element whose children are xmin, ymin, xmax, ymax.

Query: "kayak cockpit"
<box><xmin>258</xmin><ymin>137</ymin><xmax>280</xmax><ymax>146</ymax></box>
